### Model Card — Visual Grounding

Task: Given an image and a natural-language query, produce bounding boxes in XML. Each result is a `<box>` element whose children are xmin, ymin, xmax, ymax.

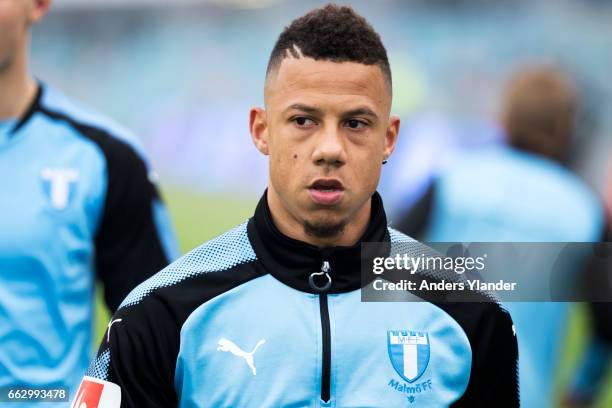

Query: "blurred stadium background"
<box><xmin>31</xmin><ymin>0</ymin><xmax>612</xmax><ymax>405</ymax></box>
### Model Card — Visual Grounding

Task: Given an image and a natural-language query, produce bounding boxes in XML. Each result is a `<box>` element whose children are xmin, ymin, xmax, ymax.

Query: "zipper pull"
<box><xmin>309</xmin><ymin>260</ymin><xmax>332</xmax><ymax>292</ymax></box>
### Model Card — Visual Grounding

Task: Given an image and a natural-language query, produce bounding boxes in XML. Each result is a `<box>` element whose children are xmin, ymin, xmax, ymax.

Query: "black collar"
<box><xmin>247</xmin><ymin>190</ymin><xmax>389</xmax><ymax>294</ymax></box>
<box><xmin>9</xmin><ymin>83</ymin><xmax>43</xmax><ymax>136</ymax></box>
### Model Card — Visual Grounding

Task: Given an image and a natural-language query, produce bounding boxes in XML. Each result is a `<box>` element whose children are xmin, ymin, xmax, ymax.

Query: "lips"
<box><xmin>308</xmin><ymin>179</ymin><xmax>345</xmax><ymax>205</ymax></box>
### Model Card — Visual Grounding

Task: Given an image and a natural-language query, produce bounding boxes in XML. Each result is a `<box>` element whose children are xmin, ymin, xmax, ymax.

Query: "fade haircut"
<box><xmin>266</xmin><ymin>4</ymin><xmax>392</xmax><ymax>91</ymax></box>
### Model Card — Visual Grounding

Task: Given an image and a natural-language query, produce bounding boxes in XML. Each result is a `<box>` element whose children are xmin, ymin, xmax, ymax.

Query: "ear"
<box><xmin>383</xmin><ymin>115</ymin><xmax>400</xmax><ymax>161</ymax></box>
<box><xmin>28</xmin><ymin>0</ymin><xmax>52</xmax><ymax>24</ymax></box>
<box><xmin>249</xmin><ymin>107</ymin><xmax>269</xmax><ymax>156</ymax></box>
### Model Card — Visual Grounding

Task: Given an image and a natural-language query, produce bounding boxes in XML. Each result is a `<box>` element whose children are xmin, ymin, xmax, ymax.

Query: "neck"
<box><xmin>267</xmin><ymin>186</ymin><xmax>372</xmax><ymax>248</ymax></box>
<box><xmin>0</xmin><ymin>38</ymin><xmax>36</xmax><ymax>121</ymax></box>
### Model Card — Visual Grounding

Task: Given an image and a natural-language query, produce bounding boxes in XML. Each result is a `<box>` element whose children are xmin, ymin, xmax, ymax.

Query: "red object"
<box><xmin>72</xmin><ymin>379</ymin><xmax>104</xmax><ymax>408</ymax></box>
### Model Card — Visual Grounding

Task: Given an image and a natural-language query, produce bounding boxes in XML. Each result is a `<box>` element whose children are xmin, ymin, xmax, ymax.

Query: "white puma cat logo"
<box><xmin>217</xmin><ymin>338</ymin><xmax>266</xmax><ymax>376</ymax></box>
<box><xmin>106</xmin><ymin>318</ymin><xmax>122</xmax><ymax>342</ymax></box>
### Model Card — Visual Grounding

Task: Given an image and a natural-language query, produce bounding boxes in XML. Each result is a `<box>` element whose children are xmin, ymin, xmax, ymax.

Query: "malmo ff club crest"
<box><xmin>387</xmin><ymin>330</ymin><xmax>430</xmax><ymax>383</ymax></box>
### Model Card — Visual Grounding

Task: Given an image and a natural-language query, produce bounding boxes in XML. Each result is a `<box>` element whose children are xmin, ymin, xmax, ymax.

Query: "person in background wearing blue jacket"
<box><xmin>0</xmin><ymin>0</ymin><xmax>179</xmax><ymax>403</ymax></box>
<box><xmin>397</xmin><ymin>66</ymin><xmax>604</xmax><ymax>407</ymax></box>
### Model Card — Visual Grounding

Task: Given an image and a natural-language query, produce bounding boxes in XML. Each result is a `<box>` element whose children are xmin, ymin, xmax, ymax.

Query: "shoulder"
<box><xmin>40</xmin><ymin>85</ymin><xmax>142</xmax><ymax>151</ymax></box>
<box><xmin>37</xmin><ymin>84</ymin><xmax>151</xmax><ymax>170</ymax></box>
<box><xmin>118</xmin><ymin>221</ymin><xmax>260</xmax><ymax>315</ymax></box>
<box><xmin>438</xmin><ymin>301</ymin><xmax>515</xmax><ymax>342</ymax></box>
<box><xmin>90</xmin><ymin>221</ymin><xmax>262</xmax><ymax>378</ymax></box>
<box><xmin>512</xmin><ymin>151</ymin><xmax>604</xmax><ymax>238</ymax></box>
<box><xmin>384</xmin><ymin>231</ymin><xmax>513</xmax><ymax>336</ymax></box>
<box><xmin>387</xmin><ymin>227</ymin><xmax>418</xmax><ymax>243</ymax></box>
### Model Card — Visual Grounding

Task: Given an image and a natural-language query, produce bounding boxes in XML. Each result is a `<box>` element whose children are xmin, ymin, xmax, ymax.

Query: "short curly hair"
<box><xmin>266</xmin><ymin>4</ymin><xmax>391</xmax><ymax>89</ymax></box>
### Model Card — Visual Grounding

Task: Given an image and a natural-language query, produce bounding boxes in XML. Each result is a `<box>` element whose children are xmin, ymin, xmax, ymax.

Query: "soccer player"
<box><xmin>0</xmin><ymin>0</ymin><xmax>178</xmax><ymax>402</ymax></box>
<box><xmin>75</xmin><ymin>5</ymin><xmax>518</xmax><ymax>407</ymax></box>
<box><xmin>396</xmin><ymin>67</ymin><xmax>604</xmax><ymax>407</ymax></box>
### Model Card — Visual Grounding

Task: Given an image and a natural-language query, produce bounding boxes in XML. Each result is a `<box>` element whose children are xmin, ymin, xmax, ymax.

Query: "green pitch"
<box><xmin>94</xmin><ymin>188</ymin><xmax>612</xmax><ymax>406</ymax></box>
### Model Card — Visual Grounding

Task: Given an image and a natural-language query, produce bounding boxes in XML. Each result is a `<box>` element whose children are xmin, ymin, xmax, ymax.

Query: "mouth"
<box><xmin>307</xmin><ymin>179</ymin><xmax>345</xmax><ymax>205</ymax></box>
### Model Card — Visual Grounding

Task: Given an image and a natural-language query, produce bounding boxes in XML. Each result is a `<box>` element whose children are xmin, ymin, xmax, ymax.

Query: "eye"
<box><xmin>345</xmin><ymin>119</ymin><xmax>367</xmax><ymax>129</ymax></box>
<box><xmin>293</xmin><ymin>117</ymin><xmax>316</xmax><ymax>127</ymax></box>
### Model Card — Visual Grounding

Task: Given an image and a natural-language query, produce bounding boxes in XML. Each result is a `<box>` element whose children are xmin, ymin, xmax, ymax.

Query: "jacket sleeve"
<box><xmin>73</xmin><ymin>293</ymin><xmax>180</xmax><ymax>408</ymax></box>
<box><xmin>92</xmin><ymin>132</ymin><xmax>179</xmax><ymax>313</ymax></box>
<box><xmin>449</xmin><ymin>303</ymin><xmax>520</xmax><ymax>407</ymax></box>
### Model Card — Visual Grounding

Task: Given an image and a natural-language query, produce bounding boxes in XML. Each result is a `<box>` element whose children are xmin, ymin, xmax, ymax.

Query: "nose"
<box><xmin>312</xmin><ymin>124</ymin><xmax>346</xmax><ymax>168</ymax></box>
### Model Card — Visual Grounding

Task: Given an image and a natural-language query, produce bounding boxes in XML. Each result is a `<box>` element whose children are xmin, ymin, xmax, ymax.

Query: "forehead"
<box><xmin>265</xmin><ymin>58</ymin><xmax>390</xmax><ymax>113</ymax></box>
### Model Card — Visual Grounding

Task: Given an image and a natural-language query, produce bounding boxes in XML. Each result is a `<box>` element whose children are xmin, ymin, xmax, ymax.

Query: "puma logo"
<box><xmin>106</xmin><ymin>318</ymin><xmax>122</xmax><ymax>342</ymax></box>
<box><xmin>217</xmin><ymin>338</ymin><xmax>266</xmax><ymax>376</ymax></box>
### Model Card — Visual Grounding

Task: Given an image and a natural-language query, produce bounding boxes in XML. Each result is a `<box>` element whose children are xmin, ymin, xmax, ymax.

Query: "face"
<box><xmin>0</xmin><ymin>0</ymin><xmax>49</xmax><ymax>72</ymax></box>
<box><xmin>250</xmin><ymin>57</ymin><xmax>399</xmax><ymax>243</ymax></box>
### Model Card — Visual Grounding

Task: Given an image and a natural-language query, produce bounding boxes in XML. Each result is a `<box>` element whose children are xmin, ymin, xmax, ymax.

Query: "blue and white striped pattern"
<box><xmin>85</xmin><ymin>349</ymin><xmax>111</xmax><ymax>381</ymax></box>
<box><xmin>388</xmin><ymin>227</ymin><xmax>417</xmax><ymax>243</ymax></box>
<box><xmin>120</xmin><ymin>222</ymin><xmax>256</xmax><ymax>308</ymax></box>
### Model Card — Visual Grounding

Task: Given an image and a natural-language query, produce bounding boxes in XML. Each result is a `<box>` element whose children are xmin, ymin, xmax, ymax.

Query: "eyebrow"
<box><xmin>284</xmin><ymin>103</ymin><xmax>323</xmax><ymax>115</ymax></box>
<box><xmin>341</xmin><ymin>108</ymin><xmax>378</xmax><ymax>121</ymax></box>
<box><xmin>284</xmin><ymin>104</ymin><xmax>379</xmax><ymax>121</ymax></box>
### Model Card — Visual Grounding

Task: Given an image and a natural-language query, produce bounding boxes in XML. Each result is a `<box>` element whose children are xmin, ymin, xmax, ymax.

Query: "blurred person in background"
<box><xmin>396</xmin><ymin>66</ymin><xmax>604</xmax><ymax>407</ymax></box>
<box><xmin>0</xmin><ymin>0</ymin><xmax>178</xmax><ymax>402</ymax></box>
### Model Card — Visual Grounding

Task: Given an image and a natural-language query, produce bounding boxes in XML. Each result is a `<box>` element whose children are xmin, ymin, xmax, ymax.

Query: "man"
<box><xmin>397</xmin><ymin>67</ymin><xmax>604</xmax><ymax>407</ymax></box>
<box><xmin>75</xmin><ymin>5</ymin><xmax>517</xmax><ymax>407</ymax></box>
<box><xmin>0</xmin><ymin>0</ymin><xmax>178</xmax><ymax>401</ymax></box>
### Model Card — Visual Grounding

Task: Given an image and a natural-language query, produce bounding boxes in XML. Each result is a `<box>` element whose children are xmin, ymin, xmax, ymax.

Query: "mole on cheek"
<box><xmin>293</xmin><ymin>154</ymin><xmax>298</xmax><ymax>159</ymax></box>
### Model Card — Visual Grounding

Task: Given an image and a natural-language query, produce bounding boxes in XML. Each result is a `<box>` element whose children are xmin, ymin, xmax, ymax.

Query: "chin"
<box><xmin>302</xmin><ymin>217</ymin><xmax>346</xmax><ymax>239</ymax></box>
<box><xmin>302</xmin><ymin>214</ymin><xmax>347</xmax><ymax>238</ymax></box>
